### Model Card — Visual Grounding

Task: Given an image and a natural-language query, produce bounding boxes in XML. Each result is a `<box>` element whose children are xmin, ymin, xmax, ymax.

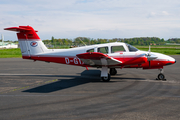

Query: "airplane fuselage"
<box><xmin>21</xmin><ymin>42</ymin><xmax>175</xmax><ymax>70</ymax></box>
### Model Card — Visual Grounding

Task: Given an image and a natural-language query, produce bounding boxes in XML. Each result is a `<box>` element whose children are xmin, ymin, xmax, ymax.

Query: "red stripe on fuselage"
<box><xmin>113</xmin><ymin>56</ymin><xmax>147</xmax><ymax>66</ymax></box>
<box><xmin>23</xmin><ymin>55</ymin><xmax>86</xmax><ymax>67</ymax></box>
<box><xmin>22</xmin><ymin>55</ymin><xmax>175</xmax><ymax>69</ymax></box>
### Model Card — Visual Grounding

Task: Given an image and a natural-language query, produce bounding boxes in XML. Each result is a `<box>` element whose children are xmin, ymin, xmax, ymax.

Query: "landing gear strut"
<box><xmin>101</xmin><ymin>66</ymin><xmax>111</xmax><ymax>82</ymax></box>
<box><xmin>110</xmin><ymin>68</ymin><xmax>117</xmax><ymax>75</ymax></box>
<box><xmin>157</xmin><ymin>68</ymin><xmax>166</xmax><ymax>81</ymax></box>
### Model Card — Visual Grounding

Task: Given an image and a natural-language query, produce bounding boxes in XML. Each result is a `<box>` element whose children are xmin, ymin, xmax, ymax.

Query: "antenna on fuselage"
<box><xmin>78</xmin><ymin>37</ymin><xmax>87</xmax><ymax>46</ymax></box>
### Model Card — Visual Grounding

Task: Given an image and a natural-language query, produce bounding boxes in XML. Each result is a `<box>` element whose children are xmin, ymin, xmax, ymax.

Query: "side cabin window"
<box><xmin>98</xmin><ymin>47</ymin><xmax>108</xmax><ymax>54</ymax></box>
<box><xmin>111</xmin><ymin>46</ymin><xmax>125</xmax><ymax>53</ymax></box>
<box><xmin>86</xmin><ymin>49</ymin><xmax>94</xmax><ymax>52</ymax></box>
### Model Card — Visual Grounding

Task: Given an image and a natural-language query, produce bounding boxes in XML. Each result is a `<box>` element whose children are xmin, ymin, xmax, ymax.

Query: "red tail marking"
<box><xmin>4</xmin><ymin>26</ymin><xmax>40</xmax><ymax>40</ymax></box>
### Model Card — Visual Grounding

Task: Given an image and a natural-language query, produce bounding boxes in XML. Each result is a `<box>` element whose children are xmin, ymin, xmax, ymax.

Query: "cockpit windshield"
<box><xmin>126</xmin><ymin>43</ymin><xmax>139</xmax><ymax>52</ymax></box>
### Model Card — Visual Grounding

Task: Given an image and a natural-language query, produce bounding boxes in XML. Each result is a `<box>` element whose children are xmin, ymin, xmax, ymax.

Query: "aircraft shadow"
<box><xmin>23</xmin><ymin>70</ymin><xmax>101</xmax><ymax>93</ymax></box>
<box><xmin>23</xmin><ymin>70</ymin><xmax>145</xmax><ymax>93</ymax></box>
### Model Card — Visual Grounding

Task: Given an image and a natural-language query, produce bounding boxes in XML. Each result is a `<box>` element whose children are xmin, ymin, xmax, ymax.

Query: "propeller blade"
<box><xmin>145</xmin><ymin>45</ymin><xmax>157</xmax><ymax>68</ymax></box>
<box><xmin>148</xmin><ymin>45</ymin><xmax>151</xmax><ymax>56</ymax></box>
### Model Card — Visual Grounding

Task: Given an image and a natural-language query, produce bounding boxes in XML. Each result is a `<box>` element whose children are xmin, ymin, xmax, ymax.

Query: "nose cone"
<box><xmin>152</xmin><ymin>52</ymin><xmax>176</xmax><ymax>66</ymax></box>
<box><xmin>166</xmin><ymin>56</ymin><xmax>176</xmax><ymax>66</ymax></box>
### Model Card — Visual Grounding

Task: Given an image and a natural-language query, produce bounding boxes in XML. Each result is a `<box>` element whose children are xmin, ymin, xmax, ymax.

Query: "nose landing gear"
<box><xmin>157</xmin><ymin>68</ymin><xmax>166</xmax><ymax>81</ymax></box>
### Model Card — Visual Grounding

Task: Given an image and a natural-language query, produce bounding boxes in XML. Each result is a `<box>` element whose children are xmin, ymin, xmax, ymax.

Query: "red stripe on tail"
<box><xmin>4</xmin><ymin>26</ymin><xmax>40</xmax><ymax>40</ymax></box>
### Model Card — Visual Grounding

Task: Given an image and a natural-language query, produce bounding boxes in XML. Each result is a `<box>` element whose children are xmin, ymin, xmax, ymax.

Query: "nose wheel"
<box><xmin>157</xmin><ymin>73</ymin><xmax>166</xmax><ymax>81</ymax></box>
<box><xmin>156</xmin><ymin>69</ymin><xmax>166</xmax><ymax>81</ymax></box>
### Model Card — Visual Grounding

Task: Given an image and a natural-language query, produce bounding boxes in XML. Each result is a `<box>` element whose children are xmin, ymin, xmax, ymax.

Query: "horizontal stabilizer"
<box><xmin>4</xmin><ymin>26</ymin><xmax>38</xmax><ymax>32</ymax></box>
<box><xmin>4</xmin><ymin>26</ymin><xmax>40</xmax><ymax>40</ymax></box>
<box><xmin>77</xmin><ymin>52</ymin><xmax>122</xmax><ymax>66</ymax></box>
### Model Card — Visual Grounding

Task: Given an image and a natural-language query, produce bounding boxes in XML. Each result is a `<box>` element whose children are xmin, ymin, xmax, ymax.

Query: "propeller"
<box><xmin>147</xmin><ymin>45</ymin><xmax>151</xmax><ymax>67</ymax></box>
<box><xmin>148</xmin><ymin>45</ymin><xmax>151</xmax><ymax>55</ymax></box>
<box><xmin>145</xmin><ymin>45</ymin><xmax>157</xmax><ymax>67</ymax></box>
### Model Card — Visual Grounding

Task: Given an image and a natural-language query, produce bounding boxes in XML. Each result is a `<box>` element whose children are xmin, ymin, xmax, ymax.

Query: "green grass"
<box><xmin>0</xmin><ymin>48</ymin><xmax>22</xmax><ymax>58</ymax></box>
<box><xmin>0</xmin><ymin>45</ymin><xmax>180</xmax><ymax>58</ymax></box>
<box><xmin>134</xmin><ymin>45</ymin><xmax>180</xmax><ymax>48</ymax></box>
<box><xmin>137</xmin><ymin>48</ymin><xmax>180</xmax><ymax>55</ymax></box>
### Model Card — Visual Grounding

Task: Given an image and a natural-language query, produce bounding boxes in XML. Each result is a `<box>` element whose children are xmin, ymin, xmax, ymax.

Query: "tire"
<box><xmin>101</xmin><ymin>74</ymin><xmax>111</xmax><ymax>82</ymax></box>
<box><xmin>110</xmin><ymin>68</ymin><xmax>117</xmax><ymax>75</ymax></box>
<box><xmin>158</xmin><ymin>73</ymin><xmax>165</xmax><ymax>80</ymax></box>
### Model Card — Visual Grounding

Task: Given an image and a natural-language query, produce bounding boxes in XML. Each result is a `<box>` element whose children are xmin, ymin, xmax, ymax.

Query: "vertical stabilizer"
<box><xmin>4</xmin><ymin>26</ymin><xmax>48</xmax><ymax>59</ymax></box>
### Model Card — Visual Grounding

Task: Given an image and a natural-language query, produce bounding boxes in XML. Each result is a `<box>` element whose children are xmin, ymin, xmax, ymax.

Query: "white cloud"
<box><xmin>148</xmin><ymin>12</ymin><xmax>156</xmax><ymax>18</ymax></box>
<box><xmin>162</xmin><ymin>11</ymin><xmax>169</xmax><ymax>15</ymax></box>
<box><xmin>1</xmin><ymin>0</ymin><xmax>180</xmax><ymax>40</ymax></box>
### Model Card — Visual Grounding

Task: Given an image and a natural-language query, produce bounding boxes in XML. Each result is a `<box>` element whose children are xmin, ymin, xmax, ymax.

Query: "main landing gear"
<box><xmin>101</xmin><ymin>66</ymin><xmax>110</xmax><ymax>82</ymax></box>
<box><xmin>110</xmin><ymin>68</ymin><xmax>117</xmax><ymax>75</ymax></box>
<box><xmin>156</xmin><ymin>68</ymin><xmax>166</xmax><ymax>81</ymax></box>
<box><xmin>101</xmin><ymin>68</ymin><xmax>117</xmax><ymax>82</ymax></box>
<box><xmin>101</xmin><ymin>74</ymin><xmax>111</xmax><ymax>82</ymax></box>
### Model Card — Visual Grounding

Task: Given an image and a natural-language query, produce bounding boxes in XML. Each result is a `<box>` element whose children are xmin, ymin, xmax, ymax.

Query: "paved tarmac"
<box><xmin>0</xmin><ymin>55</ymin><xmax>179</xmax><ymax>120</ymax></box>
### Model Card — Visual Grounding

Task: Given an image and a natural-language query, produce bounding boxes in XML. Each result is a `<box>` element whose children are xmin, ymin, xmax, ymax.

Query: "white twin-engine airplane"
<box><xmin>4</xmin><ymin>26</ymin><xmax>176</xmax><ymax>82</ymax></box>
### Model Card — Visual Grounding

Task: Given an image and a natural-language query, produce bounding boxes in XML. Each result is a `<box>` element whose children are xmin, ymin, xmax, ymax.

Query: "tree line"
<box><xmin>1</xmin><ymin>37</ymin><xmax>180</xmax><ymax>46</ymax></box>
<box><xmin>42</xmin><ymin>37</ymin><xmax>167</xmax><ymax>46</ymax></box>
<box><xmin>167</xmin><ymin>38</ymin><xmax>180</xmax><ymax>44</ymax></box>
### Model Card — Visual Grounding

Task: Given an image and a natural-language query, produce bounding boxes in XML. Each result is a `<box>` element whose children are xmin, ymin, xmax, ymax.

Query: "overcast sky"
<box><xmin>1</xmin><ymin>0</ymin><xmax>180</xmax><ymax>41</ymax></box>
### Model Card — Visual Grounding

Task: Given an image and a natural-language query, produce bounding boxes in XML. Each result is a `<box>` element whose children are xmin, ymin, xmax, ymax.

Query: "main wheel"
<box><xmin>110</xmin><ymin>68</ymin><xmax>117</xmax><ymax>75</ymax></box>
<box><xmin>101</xmin><ymin>74</ymin><xmax>111</xmax><ymax>82</ymax></box>
<box><xmin>158</xmin><ymin>73</ymin><xmax>165</xmax><ymax>80</ymax></box>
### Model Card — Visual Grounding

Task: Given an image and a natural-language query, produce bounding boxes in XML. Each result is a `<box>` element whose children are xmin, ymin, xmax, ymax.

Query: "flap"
<box><xmin>77</xmin><ymin>52</ymin><xmax>122</xmax><ymax>66</ymax></box>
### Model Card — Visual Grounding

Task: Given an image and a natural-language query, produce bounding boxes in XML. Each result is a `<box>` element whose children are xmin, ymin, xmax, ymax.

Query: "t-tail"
<box><xmin>4</xmin><ymin>26</ymin><xmax>48</xmax><ymax>59</ymax></box>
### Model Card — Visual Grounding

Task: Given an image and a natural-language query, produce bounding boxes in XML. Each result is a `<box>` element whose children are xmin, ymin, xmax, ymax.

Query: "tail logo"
<box><xmin>30</xmin><ymin>42</ymin><xmax>38</xmax><ymax>47</ymax></box>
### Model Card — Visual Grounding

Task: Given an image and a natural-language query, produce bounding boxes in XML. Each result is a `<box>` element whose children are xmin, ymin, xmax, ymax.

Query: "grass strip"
<box><xmin>0</xmin><ymin>46</ymin><xmax>180</xmax><ymax>58</ymax></box>
<box><xmin>0</xmin><ymin>48</ymin><xmax>22</xmax><ymax>58</ymax></box>
<box><xmin>138</xmin><ymin>48</ymin><xmax>180</xmax><ymax>55</ymax></box>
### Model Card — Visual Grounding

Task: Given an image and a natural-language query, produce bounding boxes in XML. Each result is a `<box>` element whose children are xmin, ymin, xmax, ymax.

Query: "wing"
<box><xmin>76</xmin><ymin>52</ymin><xmax>122</xmax><ymax>66</ymax></box>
